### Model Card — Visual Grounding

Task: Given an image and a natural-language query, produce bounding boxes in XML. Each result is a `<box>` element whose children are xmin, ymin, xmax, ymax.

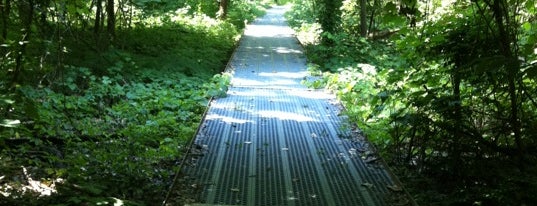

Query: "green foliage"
<box><xmin>114</xmin><ymin>10</ymin><xmax>239</xmax><ymax>78</ymax></box>
<box><xmin>205</xmin><ymin>73</ymin><xmax>232</xmax><ymax>98</ymax></box>
<box><xmin>0</xmin><ymin>95</ymin><xmax>19</xmax><ymax>129</ymax></box>
<box><xmin>3</xmin><ymin>59</ymin><xmax>215</xmax><ymax>203</ymax></box>
<box><xmin>227</xmin><ymin>0</ymin><xmax>269</xmax><ymax>30</ymax></box>
<box><xmin>289</xmin><ymin>0</ymin><xmax>537</xmax><ymax>205</ymax></box>
<box><xmin>285</xmin><ymin>2</ymin><xmax>321</xmax><ymax>45</ymax></box>
<box><xmin>286</xmin><ymin>1</ymin><xmax>317</xmax><ymax>27</ymax></box>
<box><xmin>310</xmin><ymin>32</ymin><xmax>376</xmax><ymax>71</ymax></box>
<box><xmin>0</xmin><ymin>0</ymin><xmax>269</xmax><ymax>205</ymax></box>
<box><xmin>317</xmin><ymin>0</ymin><xmax>343</xmax><ymax>36</ymax></box>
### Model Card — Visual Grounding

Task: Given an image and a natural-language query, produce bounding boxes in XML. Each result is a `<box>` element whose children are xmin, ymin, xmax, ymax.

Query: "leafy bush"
<box><xmin>288</xmin><ymin>0</ymin><xmax>537</xmax><ymax>205</ymax></box>
<box><xmin>227</xmin><ymin>1</ymin><xmax>268</xmax><ymax>29</ymax></box>
<box><xmin>0</xmin><ymin>1</ymin><xmax>242</xmax><ymax>204</ymax></box>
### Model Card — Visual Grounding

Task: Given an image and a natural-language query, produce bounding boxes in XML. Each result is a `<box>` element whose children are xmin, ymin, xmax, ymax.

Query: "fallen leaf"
<box><xmin>365</xmin><ymin>157</ymin><xmax>379</xmax><ymax>164</ymax></box>
<box><xmin>361</xmin><ymin>183</ymin><xmax>374</xmax><ymax>188</ymax></box>
<box><xmin>287</xmin><ymin>196</ymin><xmax>298</xmax><ymax>200</ymax></box>
<box><xmin>387</xmin><ymin>185</ymin><xmax>403</xmax><ymax>192</ymax></box>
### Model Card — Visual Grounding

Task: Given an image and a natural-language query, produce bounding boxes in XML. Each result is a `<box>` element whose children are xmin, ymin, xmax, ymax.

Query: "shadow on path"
<box><xmin>182</xmin><ymin>6</ymin><xmax>409</xmax><ymax>206</ymax></box>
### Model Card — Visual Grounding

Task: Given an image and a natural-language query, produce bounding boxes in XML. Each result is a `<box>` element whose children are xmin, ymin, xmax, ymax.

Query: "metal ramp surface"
<box><xmin>184</xmin><ymin>6</ymin><xmax>403</xmax><ymax>206</ymax></box>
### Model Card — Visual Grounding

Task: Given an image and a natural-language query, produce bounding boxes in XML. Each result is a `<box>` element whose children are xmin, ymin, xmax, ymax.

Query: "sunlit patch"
<box><xmin>96</xmin><ymin>197</ymin><xmax>124</xmax><ymax>206</ymax></box>
<box><xmin>357</xmin><ymin>63</ymin><xmax>376</xmax><ymax>75</ymax></box>
<box><xmin>258</xmin><ymin>110</ymin><xmax>316</xmax><ymax>122</ymax></box>
<box><xmin>243</xmin><ymin>24</ymin><xmax>295</xmax><ymax>37</ymax></box>
<box><xmin>231</xmin><ymin>77</ymin><xmax>301</xmax><ymax>87</ymax></box>
<box><xmin>258</xmin><ymin>71</ymin><xmax>307</xmax><ymax>78</ymax></box>
<box><xmin>274</xmin><ymin>47</ymin><xmax>302</xmax><ymax>54</ymax></box>
<box><xmin>0</xmin><ymin>119</ymin><xmax>20</xmax><ymax>128</ymax></box>
<box><xmin>206</xmin><ymin>113</ymin><xmax>252</xmax><ymax>124</ymax></box>
<box><xmin>228</xmin><ymin>87</ymin><xmax>332</xmax><ymax>101</ymax></box>
<box><xmin>287</xmin><ymin>196</ymin><xmax>299</xmax><ymax>201</ymax></box>
<box><xmin>285</xmin><ymin>90</ymin><xmax>333</xmax><ymax>100</ymax></box>
<box><xmin>1</xmin><ymin>166</ymin><xmax>64</xmax><ymax>198</ymax></box>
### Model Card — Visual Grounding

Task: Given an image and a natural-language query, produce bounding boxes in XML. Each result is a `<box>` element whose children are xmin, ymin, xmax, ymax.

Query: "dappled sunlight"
<box><xmin>185</xmin><ymin>5</ymin><xmax>403</xmax><ymax>206</ymax></box>
<box><xmin>205</xmin><ymin>113</ymin><xmax>253</xmax><ymax>124</ymax></box>
<box><xmin>227</xmin><ymin>86</ymin><xmax>333</xmax><ymax>101</ymax></box>
<box><xmin>257</xmin><ymin>110</ymin><xmax>317</xmax><ymax>122</ymax></box>
<box><xmin>257</xmin><ymin>71</ymin><xmax>307</xmax><ymax>78</ymax></box>
<box><xmin>244</xmin><ymin>25</ymin><xmax>295</xmax><ymax>37</ymax></box>
<box><xmin>358</xmin><ymin>63</ymin><xmax>377</xmax><ymax>75</ymax></box>
<box><xmin>0</xmin><ymin>166</ymin><xmax>62</xmax><ymax>198</ymax></box>
<box><xmin>283</xmin><ymin>90</ymin><xmax>334</xmax><ymax>100</ymax></box>
<box><xmin>273</xmin><ymin>46</ymin><xmax>302</xmax><ymax>54</ymax></box>
<box><xmin>240</xmin><ymin>45</ymin><xmax>266</xmax><ymax>50</ymax></box>
<box><xmin>231</xmin><ymin>76</ymin><xmax>302</xmax><ymax>87</ymax></box>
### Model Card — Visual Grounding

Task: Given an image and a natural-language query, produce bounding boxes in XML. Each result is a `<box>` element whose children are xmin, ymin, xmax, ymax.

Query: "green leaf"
<box><xmin>524</xmin><ymin>64</ymin><xmax>537</xmax><ymax>78</ymax></box>
<box><xmin>0</xmin><ymin>119</ymin><xmax>21</xmax><ymax>128</ymax></box>
<box><xmin>522</xmin><ymin>22</ymin><xmax>532</xmax><ymax>32</ymax></box>
<box><xmin>1</xmin><ymin>99</ymin><xmax>15</xmax><ymax>104</ymax></box>
<box><xmin>102</xmin><ymin>76</ymin><xmax>112</xmax><ymax>85</ymax></box>
<box><xmin>126</xmin><ymin>92</ymin><xmax>137</xmax><ymax>100</ymax></box>
<box><xmin>526</xmin><ymin>0</ymin><xmax>536</xmax><ymax>12</ymax></box>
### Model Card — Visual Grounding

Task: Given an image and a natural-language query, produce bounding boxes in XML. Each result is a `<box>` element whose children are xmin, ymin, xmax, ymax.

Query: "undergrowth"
<box><xmin>0</xmin><ymin>1</ymin><xmax>265</xmax><ymax>205</ymax></box>
<box><xmin>287</xmin><ymin>0</ymin><xmax>537</xmax><ymax>205</ymax></box>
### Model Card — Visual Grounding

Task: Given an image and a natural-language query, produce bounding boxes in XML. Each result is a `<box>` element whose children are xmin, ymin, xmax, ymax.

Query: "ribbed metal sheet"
<box><xmin>184</xmin><ymin>6</ymin><xmax>399</xmax><ymax>206</ymax></box>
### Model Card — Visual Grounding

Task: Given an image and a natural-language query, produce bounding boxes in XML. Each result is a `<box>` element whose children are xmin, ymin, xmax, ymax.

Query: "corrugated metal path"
<box><xmin>183</xmin><ymin>6</ymin><xmax>408</xmax><ymax>206</ymax></box>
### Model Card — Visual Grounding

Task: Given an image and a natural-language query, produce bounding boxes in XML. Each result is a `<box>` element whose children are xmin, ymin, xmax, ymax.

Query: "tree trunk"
<box><xmin>106</xmin><ymin>0</ymin><xmax>115</xmax><ymax>39</ymax></box>
<box><xmin>94</xmin><ymin>0</ymin><xmax>102</xmax><ymax>35</ymax></box>
<box><xmin>1</xmin><ymin>0</ymin><xmax>10</xmax><ymax>41</ymax></box>
<box><xmin>360</xmin><ymin>0</ymin><xmax>367</xmax><ymax>37</ymax></box>
<box><xmin>367</xmin><ymin>0</ymin><xmax>377</xmax><ymax>35</ymax></box>
<box><xmin>12</xmin><ymin>0</ymin><xmax>34</xmax><ymax>86</ymax></box>
<box><xmin>449</xmin><ymin>66</ymin><xmax>463</xmax><ymax>176</ymax></box>
<box><xmin>489</xmin><ymin>0</ymin><xmax>523</xmax><ymax>156</ymax></box>
<box><xmin>217</xmin><ymin>0</ymin><xmax>229</xmax><ymax>20</ymax></box>
<box><xmin>309</xmin><ymin>0</ymin><xmax>316</xmax><ymax>18</ymax></box>
<box><xmin>319</xmin><ymin>0</ymin><xmax>342</xmax><ymax>45</ymax></box>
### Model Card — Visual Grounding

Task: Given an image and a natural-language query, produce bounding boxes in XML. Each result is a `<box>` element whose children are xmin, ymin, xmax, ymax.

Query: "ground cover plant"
<box><xmin>0</xmin><ymin>0</ymin><xmax>267</xmax><ymax>205</ymax></box>
<box><xmin>287</xmin><ymin>0</ymin><xmax>537</xmax><ymax>205</ymax></box>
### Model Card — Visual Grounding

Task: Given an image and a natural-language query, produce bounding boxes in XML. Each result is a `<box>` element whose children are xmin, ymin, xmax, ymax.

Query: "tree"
<box><xmin>318</xmin><ymin>0</ymin><xmax>343</xmax><ymax>44</ymax></box>
<box><xmin>106</xmin><ymin>0</ymin><xmax>115</xmax><ymax>39</ymax></box>
<box><xmin>359</xmin><ymin>0</ymin><xmax>367</xmax><ymax>37</ymax></box>
<box><xmin>94</xmin><ymin>0</ymin><xmax>103</xmax><ymax>34</ymax></box>
<box><xmin>0</xmin><ymin>0</ymin><xmax>10</xmax><ymax>41</ymax></box>
<box><xmin>217</xmin><ymin>0</ymin><xmax>229</xmax><ymax>20</ymax></box>
<box><xmin>11</xmin><ymin>0</ymin><xmax>34</xmax><ymax>86</ymax></box>
<box><xmin>485</xmin><ymin>0</ymin><xmax>523</xmax><ymax>157</ymax></box>
<box><xmin>287</xmin><ymin>0</ymin><xmax>537</xmax><ymax>204</ymax></box>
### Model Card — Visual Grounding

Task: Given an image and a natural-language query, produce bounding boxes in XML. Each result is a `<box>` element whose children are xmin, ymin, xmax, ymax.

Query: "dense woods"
<box><xmin>1</xmin><ymin>0</ymin><xmax>536</xmax><ymax>205</ymax></box>
<box><xmin>0</xmin><ymin>0</ymin><xmax>269</xmax><ymax>205</ymax></box>
<box><xmin>287</xmin><ymin>0</ymin><xmax>537</xmax><ymax>204</ymax></box>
